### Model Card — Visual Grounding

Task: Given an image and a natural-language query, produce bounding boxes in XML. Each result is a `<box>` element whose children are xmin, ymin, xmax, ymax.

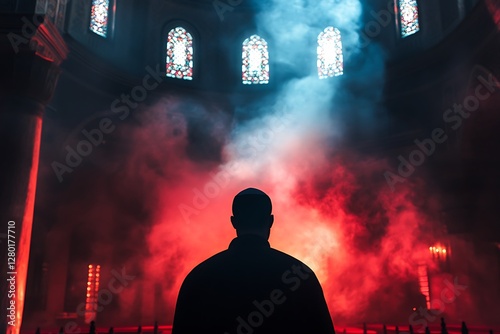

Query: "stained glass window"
<box><xmin>399</xmin><ymin>0</ymin><xmax>420</xmax><ymax>38</ymax></box>
<box><xmin>317</xmin><ymin>27</ymin><xmax>343</xmax><ymax>79</ymax></box>
<box><xmin>166</xmin><ymin>27</ymin><xmax>194</xmax><ymax>80</ymax></box>
<box><xmin>90</xmin><ymin>0</ymin><xmax>109</xmax><ymax>37</ymax></box>
<box><xmin>242</xmin><ymin>35</ymin><xmax>269</xmax><ymax>85</ymax></box>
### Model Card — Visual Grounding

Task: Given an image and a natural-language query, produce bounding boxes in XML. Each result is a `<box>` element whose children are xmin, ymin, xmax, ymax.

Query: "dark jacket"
<box><xmin>172</xmin><ymin>234</ymin><xmax>335</xmax><ymax>334</ymax></box>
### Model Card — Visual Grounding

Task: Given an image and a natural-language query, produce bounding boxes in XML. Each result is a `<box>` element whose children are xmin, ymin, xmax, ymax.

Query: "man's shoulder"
<box><xmin>269</xmin><ymin>247</ymin><xmax>313</xmax><ymax>269</ymax></box>
<box><xmin>190</xmin><ymin>247</ymin><xmax>313</xmax><ymax>270</ymax></box>
<box><xmin>183</xmin><ymin>250</ymin><xmax>230</xmax><ymax>282</ymax></box>
<box><xmin>182</xmin><ymin>246</ymin><xmax>317</xmax><ymax>286</ymax></box>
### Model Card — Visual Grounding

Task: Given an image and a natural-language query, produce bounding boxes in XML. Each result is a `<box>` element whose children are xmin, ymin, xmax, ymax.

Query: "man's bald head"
<box><xmin>231</xmin><ymin>188</ymin><xmax>273</xmax><ymax>232</ymax></box>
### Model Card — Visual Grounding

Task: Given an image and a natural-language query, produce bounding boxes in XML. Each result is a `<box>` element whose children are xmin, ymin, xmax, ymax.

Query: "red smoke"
<box><xmin>132</xmin><ymin>101</ymin><xmax>438</xmax><ymax>324</ymax></box>
<box><xmin>39</xmin><ymin>93</ymin><xmax>445</xmax><ymax>327</ymax></box>
<box><xmin>486</xmin><ymin>0</ymin><xmax>500</xmax><ymax>28</ymax></box>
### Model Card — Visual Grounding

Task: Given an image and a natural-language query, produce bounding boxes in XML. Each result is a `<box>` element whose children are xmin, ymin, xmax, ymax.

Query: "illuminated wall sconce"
<box><xmin>429</xmin><ymin>245</ymin><xmax>448</xmax><ymax>261</ymax></box>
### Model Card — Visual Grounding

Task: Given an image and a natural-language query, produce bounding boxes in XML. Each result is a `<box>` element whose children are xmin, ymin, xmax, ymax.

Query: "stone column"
<box><xmin>0</xmin><ymin>13</ymin><xmax>67</xmax><ymax>334</ymax></box>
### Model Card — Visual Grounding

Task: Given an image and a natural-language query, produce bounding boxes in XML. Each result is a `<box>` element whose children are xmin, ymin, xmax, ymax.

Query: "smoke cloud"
<box><xmin>35</xmin><ymin>0</ymin><xmax>494</xmax><ymax>329</ymax></box>
<box><xmin>138</xmin><ymin>0</ymin><xmax>436</xmax><ymax>325</ymax></box>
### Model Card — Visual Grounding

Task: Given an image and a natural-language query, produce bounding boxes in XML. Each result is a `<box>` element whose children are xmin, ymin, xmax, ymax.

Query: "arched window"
<box><xmin>242</xmin><ymin>35</ymin><xmax>269</xmax><ymax>85</ymax></box>
<box><xmin>317</xmin><ymin>27</ymin><xmax>343</xmax><ymax>79</ymax></box>
<box><xmin>90</xmin><ymin>0</ymin><xmax>110</xmax><ymax>37</ymax></box>
<box><xmin>398</xmin><ymin>0</ymin><xmax>420</xmax><ymax>38</ymax></box>
<box><xmin>166</xmin><ymin>27</ymin><xmax>194</xmax><ymax>81</ymax></box>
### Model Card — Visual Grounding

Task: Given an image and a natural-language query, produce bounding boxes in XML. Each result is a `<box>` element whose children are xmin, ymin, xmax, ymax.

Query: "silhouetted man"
<box><xmin>172</xmin><ymin>188</ymin><xmax>335</xmax><ymax>334</ymax></box>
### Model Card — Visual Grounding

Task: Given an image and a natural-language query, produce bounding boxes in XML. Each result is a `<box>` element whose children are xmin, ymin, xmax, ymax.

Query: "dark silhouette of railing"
<box><xmin>29</xmin><ymin>318</ymin><xmax>497</xmax><ymax>334</ymax></box>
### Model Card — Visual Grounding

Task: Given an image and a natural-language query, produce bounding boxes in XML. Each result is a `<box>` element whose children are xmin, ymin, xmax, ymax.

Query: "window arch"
<box><xmin>166</xmin><ymin>27</ymin><xmax>194</xmax><ymax>81</ymax></box>
<box><xmin>317</xmin><ymin>27</ymin><xmax>343</xmax><ymax>79</ymax></box>
<box><xmin>90</xmin><ymin>0</ymin><xmax>110</xmax><ymax>37</ymax></box>
<box><xmin>242</xmin><ymin>35</ymin><xmax>269</xmax><ymax>85</ymax></box>
<box><xmin>398</xmin><ymin>0</ymin><xmax>420</xmax><ymax>38</ymax></box>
